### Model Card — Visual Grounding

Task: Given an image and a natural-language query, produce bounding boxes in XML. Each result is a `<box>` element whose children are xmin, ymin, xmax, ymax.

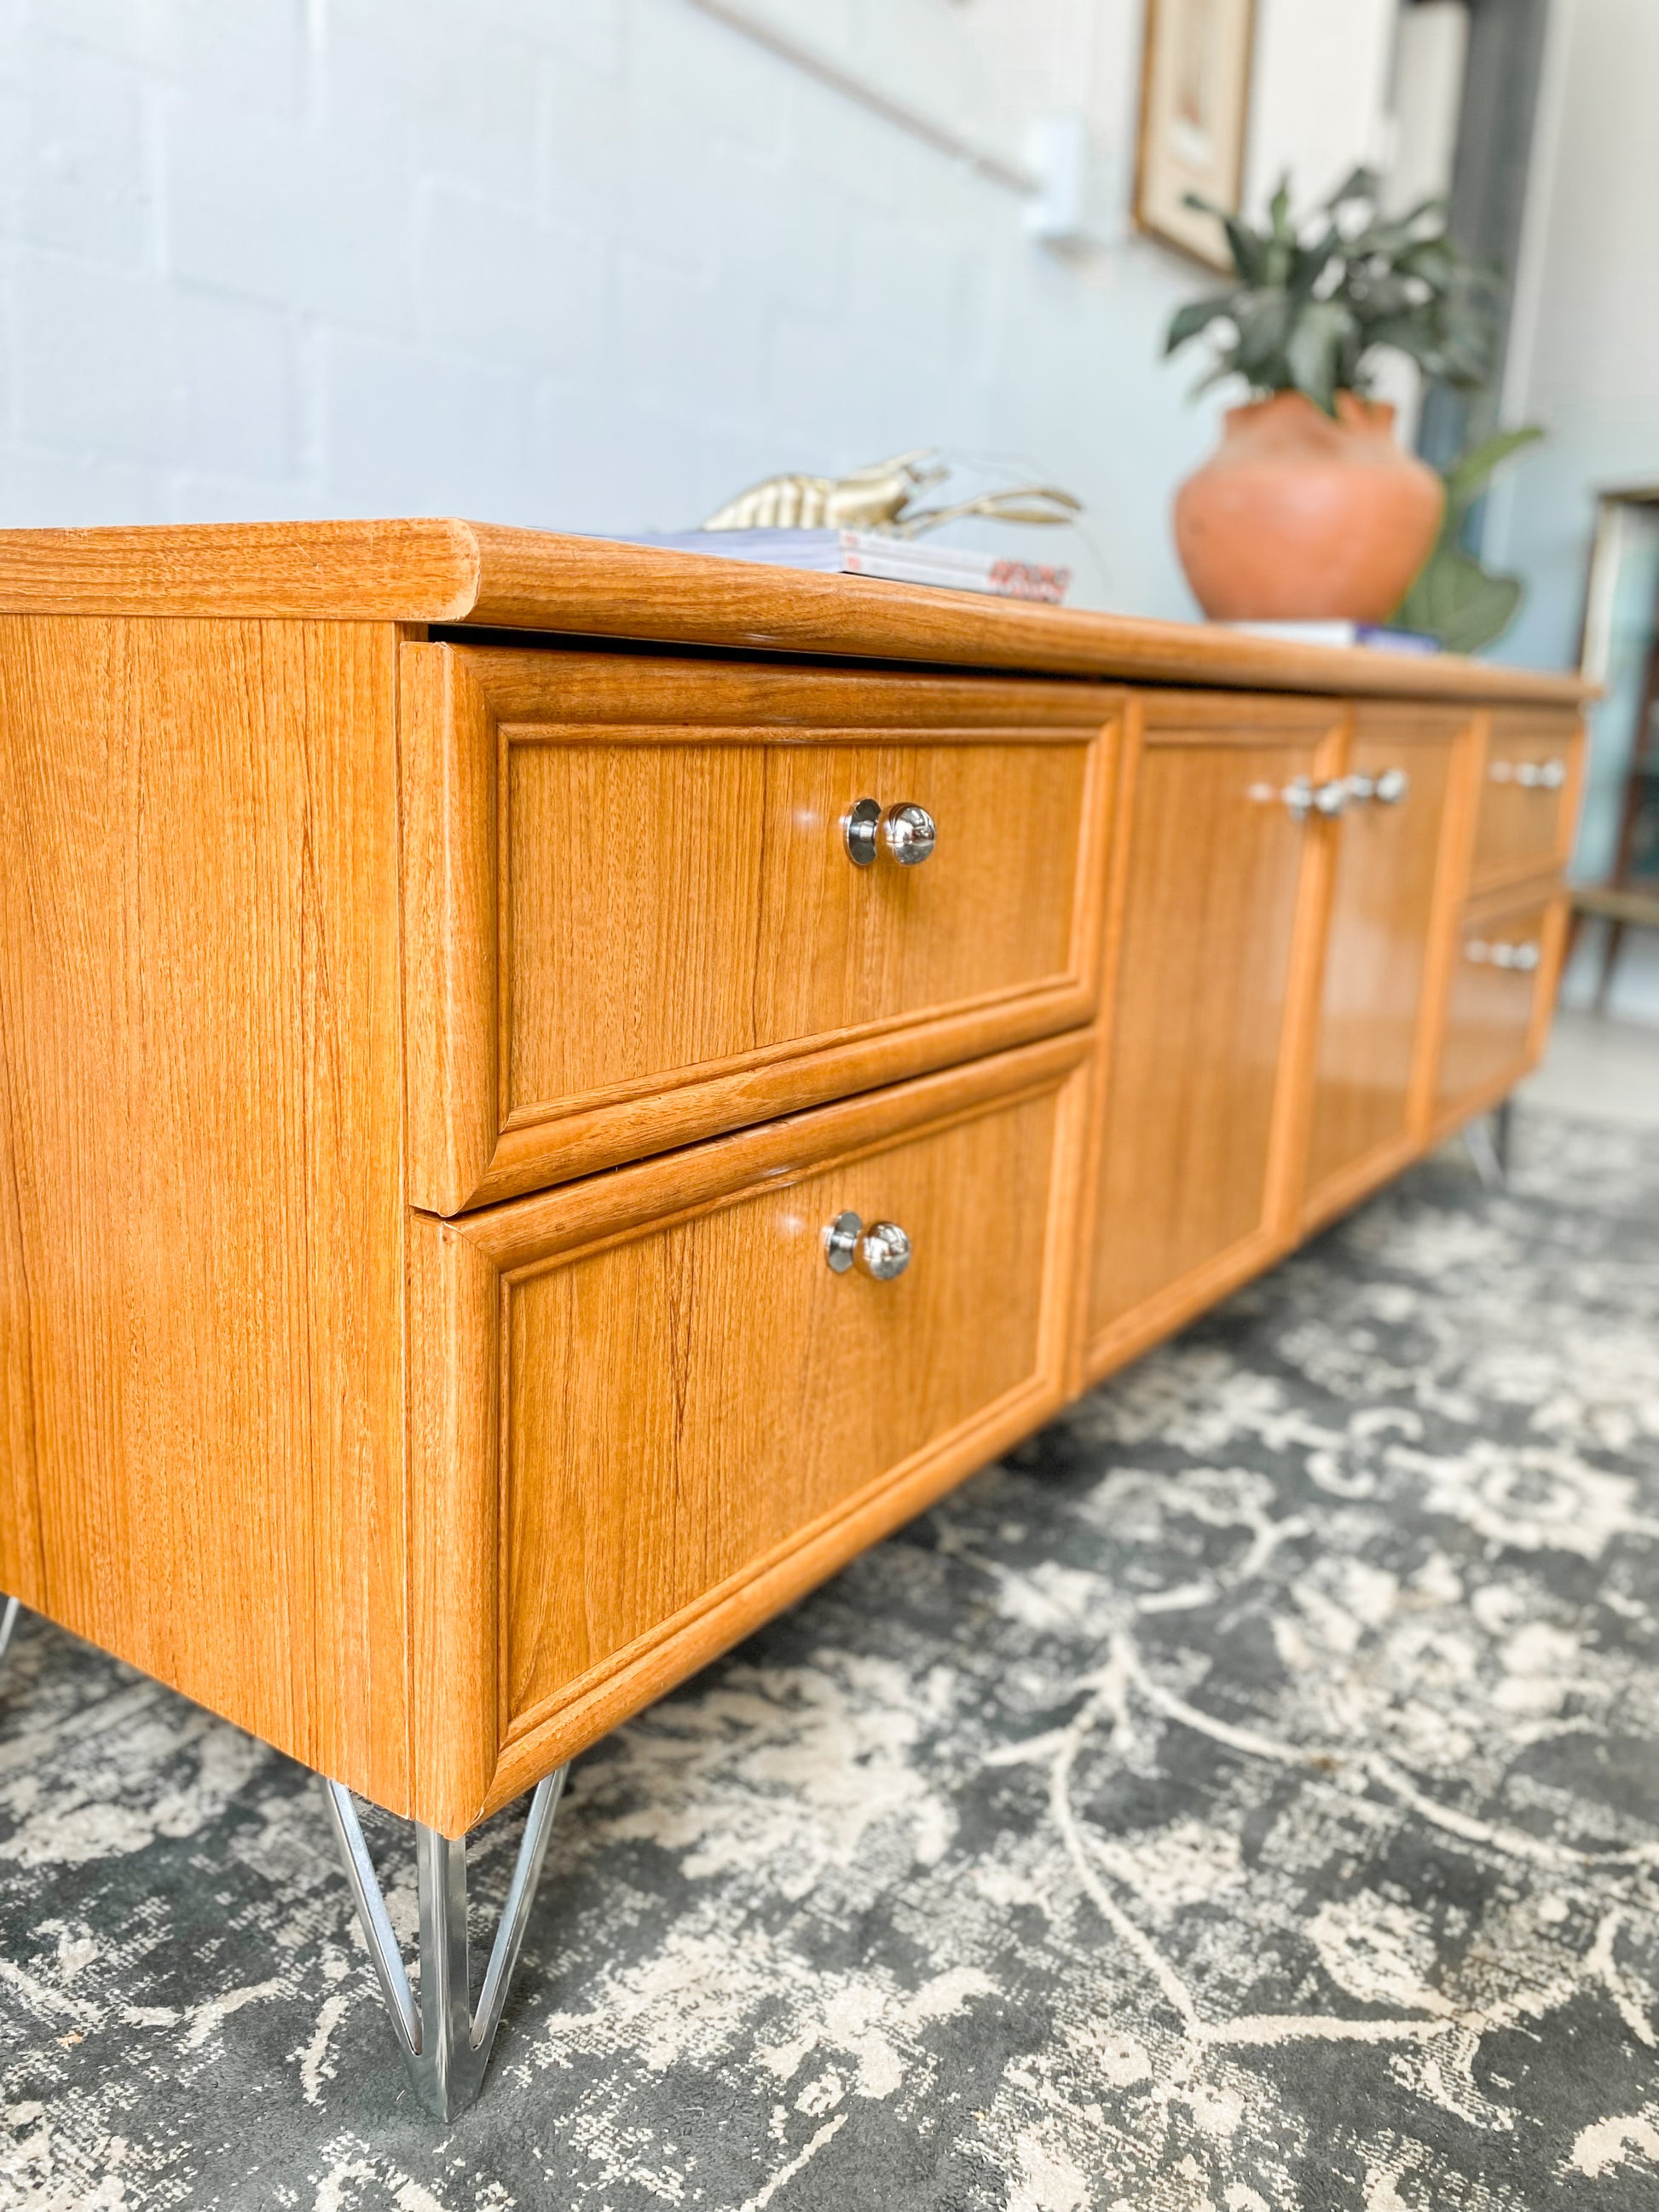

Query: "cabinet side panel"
<box><xmin>0</xmin><ymin>615</ymin><xmax>411</xmax><ymax>1811</ymax></box>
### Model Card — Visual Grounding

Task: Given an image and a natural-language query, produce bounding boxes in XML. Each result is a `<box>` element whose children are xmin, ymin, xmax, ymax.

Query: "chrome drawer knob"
<box><xmin>823</xmin><ymin>1210</ymin><xmax>912</xmax><ymax>1279</ymax></box>
<box><xmin>843</xmin><ymin>798</ymin><xmax>882</xmax><ymax>866</ymax></box>
<box><xmin>858</xmin><ymin>1220</ymin><xmax>912</xmax><ymax>1279</ymax></box>
<box><xmin>882</xmin><ymin>802</ymin><xmax>936</xmax><ymax>865</ymax></box>
<box><xmin>843</xmin><ymin>798</ymin><xmax>937</xmax><ymax>867</ymax></box>
<box><xmin>1465</xmin><ymin>938</ymin><xmax>1540</xmax><ymax>971</ymax></box>
<box><xmin>1282</xmin><ymin>776</ymin><xmax>1347</xmax><ymax>821</ymax></box>
<box><xmin>1343</xmin><ymin>767</ymin><xmax>1407</xmax><ymax>808</ymax></box>
<box><xmin>1493</xmin><ymin>756</ymin><xmax>1567</xmax><ymax>789</ymax></box>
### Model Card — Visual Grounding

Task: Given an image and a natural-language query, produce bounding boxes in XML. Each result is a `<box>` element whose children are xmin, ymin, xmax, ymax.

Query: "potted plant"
<box><xmin>1165</xmin><ymin>169</ymin><xmax>1499</xmax><ymax>623</ymax></box>
<box><xmin>1393</xmin><ymin>426</ymin><xmax>1543</xmax><ymax>652</ymax></box>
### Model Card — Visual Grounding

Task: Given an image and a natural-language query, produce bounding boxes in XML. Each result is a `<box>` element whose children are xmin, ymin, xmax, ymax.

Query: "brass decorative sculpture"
<box><xmin>702</xmin><ymin>450</ymin><xmax>1081</xmax><ymax>537</ymax></box>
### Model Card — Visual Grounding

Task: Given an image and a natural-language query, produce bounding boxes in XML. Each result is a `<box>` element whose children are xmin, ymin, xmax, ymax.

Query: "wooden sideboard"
<box><xmin>0</xmin><ymin>523</ymin><xmax>1587</xmax><ymax>1851</ymax></box>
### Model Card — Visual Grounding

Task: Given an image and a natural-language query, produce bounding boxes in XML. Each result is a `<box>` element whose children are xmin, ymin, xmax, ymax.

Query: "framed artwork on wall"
<box><xmin>1135</xmin><ymin>0</ymin><xmax>1257</xmax><ymax>269</ymax></box>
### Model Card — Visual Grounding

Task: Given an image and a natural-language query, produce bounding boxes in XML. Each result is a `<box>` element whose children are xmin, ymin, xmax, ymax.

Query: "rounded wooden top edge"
<box><xmin>0</xmin><ymin>517</ymin><xmax>1589</xmax><ymax>708</ymax></box>
<box><xmin>0</xmin><ymin>517</ymin><xmax>484</xmax><ymax>623</ymax></box>
<box><xmin>461</xmin><ymin>526</ymin><xmax>1591</xmax><ymax>708</ymax></box>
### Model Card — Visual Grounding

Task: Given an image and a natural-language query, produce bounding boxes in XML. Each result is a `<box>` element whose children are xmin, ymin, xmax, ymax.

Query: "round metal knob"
<box><xmin>1374</xmin><ymin>766</ymin><xmax>1409</xmax><ymax>805</ymax></box>
<box><xmin>882</xmin><ymin>803</ymin><xmax>936</xmax><ymax>865</ymax></box>
<box><xmin>1515</xmin><ymin>757</ymin><xmax>1566</xmax><ymax>790</ymax></box>
<box><xmin>1282</xmin><ymin>776</ymin><xmax>1346</xmax><ymax>821</ymax></box>
<box><xmin>824</xmin><ymin>1210</ymin><xmax>863</xmax><ymax>1271</ymax></box>
<box><xmin>843</xmin><ymin>798</ymin><xmax>882</xmax><ymax>867</ymax></box>
<box><xmin>1489</xmin><ymin>939</ymin><xmax>1540</xmax><ymax>972</ymax></box>
<box><xmin>1345</xmin><ymin>771</ymin><xmax>1377</xmax><ymax>805</ymax></box>
<box><xmin>1466</xmin><ymin>938</ymin><xmax>1540</xmax><ymax>972</ymax></box>
<box><xmin>857</xmin><ymin>1221</ymin><xmax>911</xmax><ymax>1279</ymax></box>
<box><xmin>823</xmin><ymin>1210</ymin><xmax>911</xmax><ymax>1279</ymax></box>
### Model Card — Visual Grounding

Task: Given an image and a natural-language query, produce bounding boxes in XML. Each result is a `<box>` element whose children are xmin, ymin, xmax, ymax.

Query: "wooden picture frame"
<box><xmin>1134</xmin><ymin>0</ymin><xmax>1257</xmax><ymax>270</ymax></box>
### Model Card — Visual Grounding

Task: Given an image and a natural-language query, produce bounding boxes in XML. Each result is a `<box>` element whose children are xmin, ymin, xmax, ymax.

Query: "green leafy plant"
<box><xmin>1391</xmin><ymin>425</ymin><xmax>1544</xmax><ymax>654</ymax></box>
<box><xmin>1164</xmin><ymin>169</ymin><xmax>1500</xmax><ymax>415</ymax></box>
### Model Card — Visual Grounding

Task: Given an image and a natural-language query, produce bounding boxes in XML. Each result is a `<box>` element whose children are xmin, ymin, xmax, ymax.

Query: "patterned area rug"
<box><xmin>3</xmin><ymin>1107</ymin><xmax>1659</xmax><ymax>2211</ymax></box>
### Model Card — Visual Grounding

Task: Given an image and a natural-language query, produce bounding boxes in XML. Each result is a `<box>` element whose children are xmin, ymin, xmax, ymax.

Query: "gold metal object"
<box><xmin>702</xmin><ymin>450</ymin><xmax>1081</xmax><ymax>538</ymax></box>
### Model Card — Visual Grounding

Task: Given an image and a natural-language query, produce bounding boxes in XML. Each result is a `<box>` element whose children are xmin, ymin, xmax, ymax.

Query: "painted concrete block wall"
<box><xmin>0</xmin><ymin>0</ymin><xmax>1218</xmax><ymax>617</ymax></box>
<box><xmin>0</xmin><ymin>0</ymin><xmax>1408</xmax><ymax>621</ymax></box>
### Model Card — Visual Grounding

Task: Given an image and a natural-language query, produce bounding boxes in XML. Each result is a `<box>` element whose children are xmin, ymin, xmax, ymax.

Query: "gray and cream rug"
<box><xmin>3</xmin><ymin>1107</ymin><xmax>1659</xmax><ymax>2210</ymax></box>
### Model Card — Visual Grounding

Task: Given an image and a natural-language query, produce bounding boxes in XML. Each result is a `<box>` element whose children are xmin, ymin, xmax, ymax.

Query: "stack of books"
<box><xmin>628</xmin><ymin>528</ymin><xmax>1072</xmax><ymax>604</ymax></box>
<box><xmin>1226</xmin><ymin>619</ymin><xmax>1441</xmax><ymax>655</ymax></box>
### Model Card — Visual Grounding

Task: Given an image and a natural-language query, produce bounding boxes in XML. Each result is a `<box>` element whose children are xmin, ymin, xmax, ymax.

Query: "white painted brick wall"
<box><xmin>0</xmin><ymin>0</ymin><xmax>1258</xmax><ymax>615</ymax></box>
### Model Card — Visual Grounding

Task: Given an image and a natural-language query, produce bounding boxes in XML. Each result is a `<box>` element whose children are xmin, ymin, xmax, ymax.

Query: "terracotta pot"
<box><xmin>1173</xmin><ymin>390</ymin><xmax>1444</xmax><ymax>623</ymax></box>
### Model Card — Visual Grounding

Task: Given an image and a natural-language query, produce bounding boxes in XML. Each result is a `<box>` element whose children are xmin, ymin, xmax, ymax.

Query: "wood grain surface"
<box><xmin>0</xmin><ymin>519</ymin><xmax>1589</xmax><ymax>705</ymax></box>
<box><xmin>1434</xmin><ymin>881</ymin><xmax>1567</xmax><ymax>1127</ymax></box>
<box><xmin>1470</xmin><ymin>709</ymin><xmax>1587</xmax><ymax>893</ymax></box>
<box><xmin>408</xmin><ymin>1031</ymin><xmax>1090</xmax><ymax>1829</ymax></box>
<box><xmin>402</xmin><ymin>644</ymin><xmax>1119</xmax><ymax>1211</ymax></box>
<box><xmin>0</xmin><ymin>564</ymin><xmax>1583</xmax><ymax>1839</ymax></box>
<box><xmin>1082</xmin><ymin>693</ymin><xmax>1344</xmax><ymax>1382</ymax></box>
<box><xmin>0</xmin><ymin>518</ymin><xmax>479</xmax><ymax>621</ymax></box>
<box><xmin>0</xmin><ymin>615</ymin><xmax>413</xmax><ymax>1813</ymax></box>
<box><xmin>1300</xmin><ymin>706</ymin><xmax>1471</xmax><ymax>1227</ymax></box>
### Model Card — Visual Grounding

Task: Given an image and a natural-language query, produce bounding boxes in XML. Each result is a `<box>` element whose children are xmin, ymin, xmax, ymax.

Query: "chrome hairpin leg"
<box><xmin>0</xmin><ymin>1594</ymin><xmax>20</xmax><ymax>1672</ymax></box>
<box><xmin>1465</xmin><ymin>1095</ymin><xmax>1515</xmax><ymax>1191</ymax></box>
<box><xmin>1491</xmin><ymin>1094</ymin><xmax>1515</xmax><ymax>1181</ymax></box>
<box><xmin>320</xmin><ymin>1765</ymin><xmax>569</xmax><ymax>2118</ymax></box>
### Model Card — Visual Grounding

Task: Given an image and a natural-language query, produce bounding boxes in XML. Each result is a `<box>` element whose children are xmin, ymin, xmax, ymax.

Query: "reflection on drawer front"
<box><xmin>1436</xmin><ymin>891</ymin><xmax>1561</xmax><ymax>1118</ymax></box>
<box><xmin>1471</xmin><ymin>712</ymin><xmax>1581</xmax><ymax>891</ymax></box>
<box><xmin>402</xmin><ymin>644</ymin><xmax>1118</xmax><ymax>1211</ymax></box>
<box><xmin>1085</xmin><ymin>692</ymin><xmax>1343</xmax><ymax>1374</ymax></box>
<box><xmin>1301</xmin><ymin>705</ymin><xmax>1466</xmax><ymax>1225</ymax></box>
<box><xmin>408</xmin><ymin>1034</ymin><xmax>1090</xmax><ymax>1812</ymax></box>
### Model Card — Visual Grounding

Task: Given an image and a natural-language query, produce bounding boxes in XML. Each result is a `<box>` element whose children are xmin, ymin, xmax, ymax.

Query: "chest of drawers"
<box><xmin>0</xmin><ymin>520</ymin><xmax>1587</xmax><ymax>2111</ymax></box>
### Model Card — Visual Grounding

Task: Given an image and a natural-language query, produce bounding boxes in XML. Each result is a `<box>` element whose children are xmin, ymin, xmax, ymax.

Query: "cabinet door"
<box><xmin>1083</xmin><ymin>695</ymin><xmax>1343</xmax><ymax>1381</ymax></box>
<box><xmin>1301</xmin><ymin>707</ymin><xmax>1470</xmax><ymax>1227</ymax></box>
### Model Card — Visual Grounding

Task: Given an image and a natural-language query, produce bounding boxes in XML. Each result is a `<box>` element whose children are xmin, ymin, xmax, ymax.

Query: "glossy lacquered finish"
<box><xmin>0</xmin><ymin>517</ymin><xmax>1588</xmax><ymax>706</ymax></box>
<box><xmin>1471</xmin><ymin>710</ymin><xmax>1585</xmax><ymax>892</ymax></box>
<box><xmin>402</xmin><ymin>644</ymin><xmax>1119</xmax><ymax>1211</ymax></box>
<box><xmin>1300</xmin><ymin>706</ymin><xmax>1471</xmax><ymax>1228</ymax></box>
<box><xmin>0</xmin><ymin>615</ymin><xmax>413</xmax><ymax>1816</ymax></box>
<box><xmin>1435</xmin><ymin>883</ymin><xmax>1567</xmax><ymax>1128</ymax></box>
<box><xmin>1083</xmin><ymin>692</ymin><xmax>1344</xmax><ymax>1380</ymax></box>
<box><xmin>409</xmin><ymin>1034</ymin><xmax>1092</xmax><ymax>1827</ymax></box>
<box><xmin>0</xmin><ymin>522</ymin><xmax>1591</xmax><ymax>1845</ymax></box>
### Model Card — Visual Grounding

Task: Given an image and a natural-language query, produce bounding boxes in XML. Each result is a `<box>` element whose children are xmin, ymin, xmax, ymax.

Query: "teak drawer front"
<box><xmin>402</xmin><ymin>644</ymin><xmax>1119</xmax><ymax>1211</ymax></box>
<box><xmin>1301</xmin><ymin>705</ymin><xmax>1470</xmax><ymax>1228</ymax></box>
<box><xmin>408</xmin><ymin>1032</ymin><xmax>1091</xmax><ymax>1828</ymax></box>
<box><xmin>1435</xmin><ymin>884</ymin><xmax>1565</xmax><ymax>1125</ymax></box>
<box><xmin>1471</xmin><ymin>711</ymin><xmax>1582</xmax><ymax>892</ymax></box>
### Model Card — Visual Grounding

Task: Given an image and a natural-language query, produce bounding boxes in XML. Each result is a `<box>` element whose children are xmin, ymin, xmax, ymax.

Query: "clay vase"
<box><xmin>1173</xmin><ymin>390</ymin><xmax>1444</xmax><ymax>623</ymax></box>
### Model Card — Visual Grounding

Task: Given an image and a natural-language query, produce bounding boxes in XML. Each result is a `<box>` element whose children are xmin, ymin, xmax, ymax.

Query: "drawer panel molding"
<box><xmin>402</xmin><ymin>644</ymin><xmax>1119</xmax><ymax>1212</ymax></box>
<box><xmin>408</xmin><ymin>1031</ymin><xmax>1092</xmax><ymax>1830</ymax></box>
<box><xmin>1470</xmin><ymin>710</ymin><xmax>1585</xmax><ymax>892</ymax></box>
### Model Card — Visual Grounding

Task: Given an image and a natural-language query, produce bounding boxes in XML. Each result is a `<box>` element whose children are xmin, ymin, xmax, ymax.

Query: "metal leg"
<box><xmin>320</xmin><ymin>1765</ymin><xmax>569</xmax><ymax>2118</ymax></box>
<box><xmin>1465</xmin><ymin>1098</ymin><xmax>1513</xmax><ymax>1191</ymax></box>
<box><xmin>0</xmin><ymin>1594</ymin><xmax>20</xmax><ymax>1672</ymax></box>
<box><xmin>1491</xmin><ymin>1094</ymin><xmax>1515</xmax><ymax>1181</ymax></box>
